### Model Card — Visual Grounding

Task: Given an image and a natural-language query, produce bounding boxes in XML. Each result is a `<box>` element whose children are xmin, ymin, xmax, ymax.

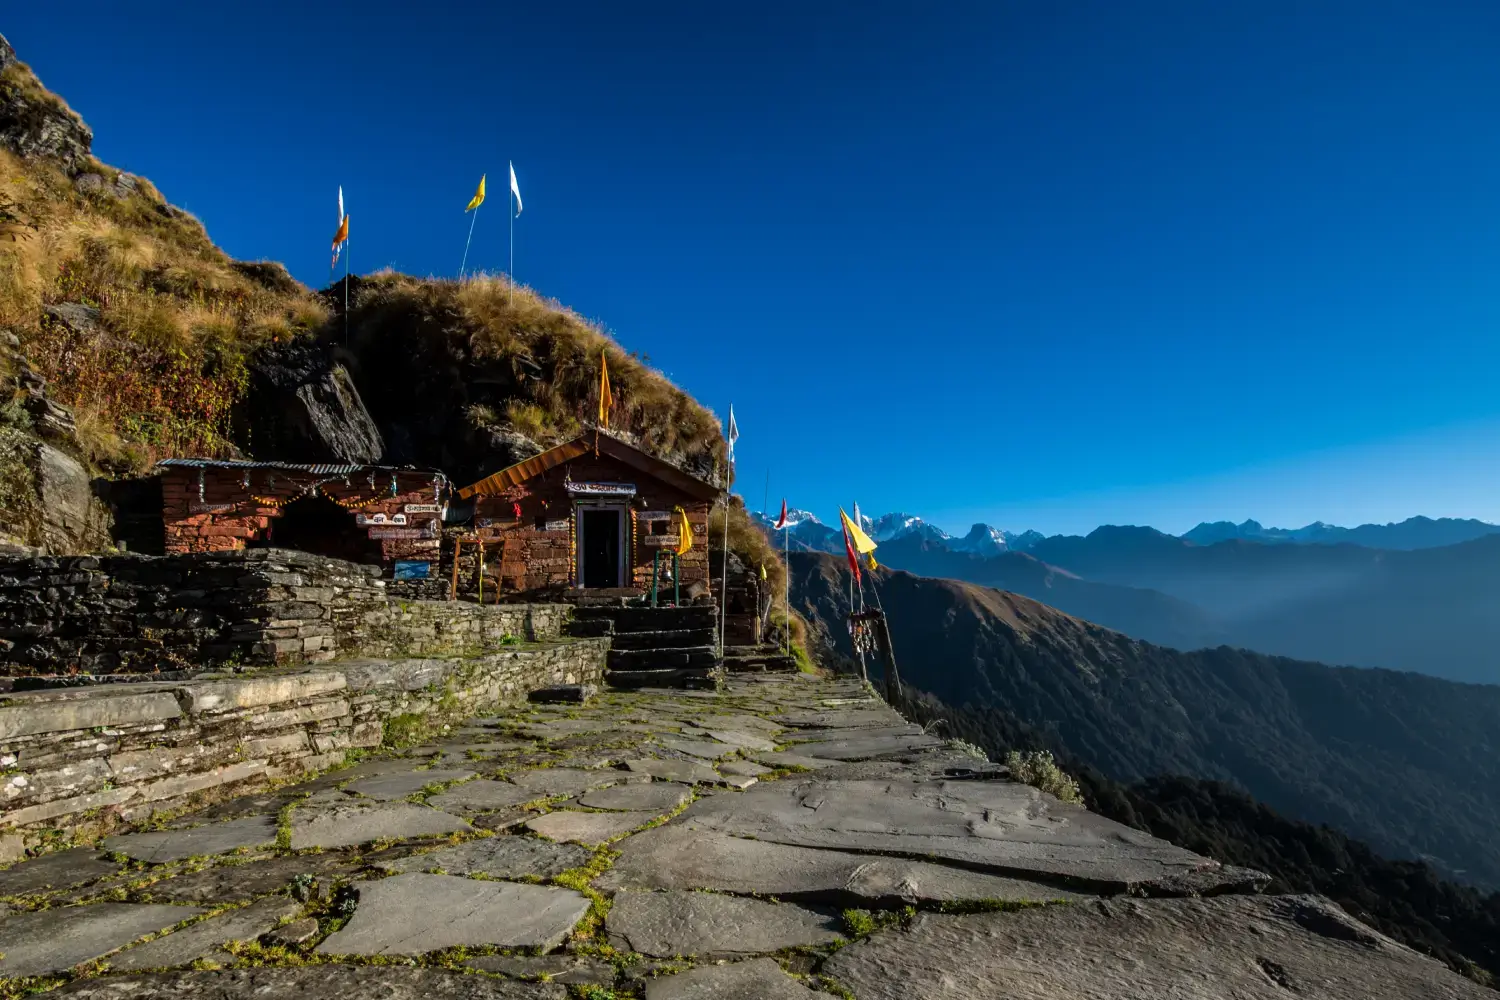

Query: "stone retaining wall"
<box><xmin>0</xmin><ymin>637</ymin><xmax>608</xmax><ymax>858</ymax></box>
<box><xmin>0</xmin><ymin>548</ymin><xmax>569</xmax><ymax>677</ymax></box>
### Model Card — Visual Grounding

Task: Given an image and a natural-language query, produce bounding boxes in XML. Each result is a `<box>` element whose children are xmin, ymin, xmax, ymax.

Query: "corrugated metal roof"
<box><xmin>155</xmin><ymin>458</ymin><xmax>445</xmax><ymax>479</ymax></box>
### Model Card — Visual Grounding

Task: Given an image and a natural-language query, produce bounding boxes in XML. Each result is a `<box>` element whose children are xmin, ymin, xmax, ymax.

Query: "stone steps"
<box><xmin>607</xmin><ymin>646</ymin><xmax>718</xmax><ymax>671</ymax></box>
<box><xmin>723</xmin><ymin>651</ymin><xmax>798</xmax><ymax>674</ymax></box>
<box><xmin>572</xmin><ymin>605</ymin><xmax>717</xmax><ymax>634</ymax></box>
<box><xmin>608</xmin><ymin>628</ymin><xmax>717</xmax><ymax>651</ymax></box>
<box><xmin>603</xmin><ymin>666</ymin><xmax>720</xmax><ymax>690</ymax></box>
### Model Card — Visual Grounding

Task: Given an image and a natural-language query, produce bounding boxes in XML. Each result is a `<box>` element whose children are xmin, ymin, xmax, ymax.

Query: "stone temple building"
<box><xmin>455</xmin><ymin>432</ymin><xmax>722</xmax><ymax>599</ymax></box>
<box><xmin>155</xmin><ymin>459</ymin><xmax>448</xmax><ymax>580</ymax></box>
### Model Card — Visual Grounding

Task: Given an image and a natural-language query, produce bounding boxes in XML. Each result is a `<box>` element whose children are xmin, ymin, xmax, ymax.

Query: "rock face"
<box><xmin>0</xmin><ymin>34</ymin><xmax>94</xmax><ymax>171</ymax></box>
<box><xmin>821</xmin><ymin>894</ymin><xmax>1496</xmax><ymax>1000</ymax></box>
<box><xmin>242</xmin><ymin>342</ymin><xmax>384</xmax><ymax>465</ymax></box>
<box><xmin>32</xmin><ymin>441</ymin><xmax>111</xmax><ymax>553</ymax></box>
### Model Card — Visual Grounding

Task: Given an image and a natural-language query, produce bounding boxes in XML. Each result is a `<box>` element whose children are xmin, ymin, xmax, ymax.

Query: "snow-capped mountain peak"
<box><xmin>861</xmin><ymin>512</ymin><xmax>950</xmax><ymax>544</ymax></box>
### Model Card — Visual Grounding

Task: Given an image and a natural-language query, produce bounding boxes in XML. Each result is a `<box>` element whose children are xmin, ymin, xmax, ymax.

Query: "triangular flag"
<box><xmin>760</xmin><ymin>563</ymin><xmax>767</xmax><ymax>580</ymax></box>
<box><xmin>675</xmin><ymin>507</ymin><xmax>693</xmax><ymax>556</ymax></box>
<box><xmin>466</xmin><ymin>174</ymin><xmax>486</xmax><ymax>212</ymax></box>
<box><xmin>727</xmin><ymin>406</ymin><xmax>740</xmax><ymax>463</ymax></box>
<box><xmin>839</xmin><ymin>508</ymin><xmax>878</xmax><ymax>555</ymax></box>
<box><xmin>598</xmin><ymin>351</ymin><xmax>613</xmax><ymax>429</ymax></box>
<box><xmin>774</xmin><ymin>498</ymin><xmax>788</xmax><ymax>531</ymax></box>
<box><xmin>330</xmin><ymin>213</ymin><xmax>349</xmax><ymax>269</ymax></box>
<box><xmin>509</xmin><ymin>162</ymin><xmax>523</xmax><ymax>216</ymax></box>
<box><xmin>338</xmin><ymin>186</ymin><xmax>345</xmax><ymax>224</ymax></box>
<box><xmin>842</xmin><ymin>518</ymin><xmax>862</xmax><ymax>586</ymax></box>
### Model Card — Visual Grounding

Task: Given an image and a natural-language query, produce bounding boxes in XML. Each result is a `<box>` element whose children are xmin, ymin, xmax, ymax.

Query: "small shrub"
<box><xmin>1004</xmin><ymin>749</ymin><xmax>1084</xmax><ymax>806</ymax></box>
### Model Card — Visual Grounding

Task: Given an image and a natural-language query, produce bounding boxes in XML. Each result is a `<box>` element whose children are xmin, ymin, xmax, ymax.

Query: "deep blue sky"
<box><xmin>11</xmin><ymin>2</ymin><xmax>1500</xmax><ymax>535</ymax></box>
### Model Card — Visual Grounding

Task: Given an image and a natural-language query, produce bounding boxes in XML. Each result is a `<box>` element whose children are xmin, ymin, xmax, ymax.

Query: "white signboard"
<box><xmin>543</xmin><ymin>519</ymin><xmax>570</xmax><ymax>532</ymax></box>
<box><xmin>356</xmin><ymin>513</ymin><xmax>407</xmax><ymax>526</ymax></box>
<box><xmin>642</xmin><ymin>534</ymin><xmax>681</xmax><ymax>548</ymax></box>
<box><xmin>189</xmin><ymin>502</ymin><xmax>235</xmax><ymax>514</ymax></box>
<box><xmin>564</xmin><ymin>481</ymin><xmax>637</xmax><ymax>497</ymax></box>
<box><xmin>404</xmin><ymin>503</ymin><xmax>443</xmax><ymax>514</ymax></box>
<box><xmin>638</xmin><ymin>510</ymin><xmax>672</xmax><ymax>521</ymax></box>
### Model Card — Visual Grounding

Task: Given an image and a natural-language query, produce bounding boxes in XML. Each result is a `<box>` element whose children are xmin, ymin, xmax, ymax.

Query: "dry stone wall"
<box><xmin>0</xmin><ymin>548</ymin><xmax>568</xmax><ymax>677</ymax></box>
<box><xmin>0</xmin><ymin>637</ymin><xmax>608</xmax><ymax>859</ymax></box>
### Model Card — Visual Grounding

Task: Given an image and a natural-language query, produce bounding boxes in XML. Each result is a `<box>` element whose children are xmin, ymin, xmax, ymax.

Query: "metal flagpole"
<box><xmin>720</xmin><ymin>498</ymin><xmax>730</xmax><ymax>659</ymax></box>
<box><xmin>460</xmin><ymin>202</ymin><xmax>479</xmax><ymax>280</ymax></box>
<box><xmin>343</xmin><ymin>235</ymin><xmax>349</xmax><ymax>345</ymax></box>
<box><xmin>783</xmin><ymin>520</ymin><xmax>789</xmax><ymax>656</ymax></box>
<box><xmin>508</xmin><ymin>165</ymin><xmax>514</xmax><ymax>308</ymax></box>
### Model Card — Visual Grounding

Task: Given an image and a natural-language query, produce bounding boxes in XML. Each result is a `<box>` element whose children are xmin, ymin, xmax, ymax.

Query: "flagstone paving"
<box><xmin>1</xmin><ymin>672</ymin><xmax>1488</xmax><ymax>998</ymax></box>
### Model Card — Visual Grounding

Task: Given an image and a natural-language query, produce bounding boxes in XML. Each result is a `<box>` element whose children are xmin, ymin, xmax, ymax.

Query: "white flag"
<box><xmin>338</xmin><ymin>185</ymin><xmax>345</xmax><ymax>224</ymax></box>
<box><xmin>727</xmin><ymin>405</ymin><xmax>740</xmax><ymax>463</ymax></box>
<box><xmin>509</xmin><ymin>162</ymin><xmax>523</xmax><ymax>216</ymax></box>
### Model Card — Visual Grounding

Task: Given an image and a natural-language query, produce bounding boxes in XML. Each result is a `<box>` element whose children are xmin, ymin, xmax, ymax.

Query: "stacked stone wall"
<box><xmin>0</xmin><ymin>637</ymin><xmax>608</xmax><ymax>858</ymax></box>
<box><xmin>0</xmin><ymin>549</ymin><xmax>569</xmax><ymax>677</ymax></box>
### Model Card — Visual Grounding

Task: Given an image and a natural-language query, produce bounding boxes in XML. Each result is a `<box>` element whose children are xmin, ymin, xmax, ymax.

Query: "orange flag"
<box><xmin>598</xmin><ymin>351</ymin><xmax>613</xmax><ymax>429</ymax></box>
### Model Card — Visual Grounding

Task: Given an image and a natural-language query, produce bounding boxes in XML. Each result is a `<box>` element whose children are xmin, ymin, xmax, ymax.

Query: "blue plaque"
<box><xmin>394</xmin><ymin>560</ymin><xmax>431</xmax><ymax>580</ymax></box>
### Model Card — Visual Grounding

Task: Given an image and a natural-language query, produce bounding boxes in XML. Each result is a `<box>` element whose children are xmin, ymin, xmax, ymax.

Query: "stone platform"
<box><xmin>0</xmin><ymin>674</ymin><xmax>1486</xmax><ymax>998</ymax></box>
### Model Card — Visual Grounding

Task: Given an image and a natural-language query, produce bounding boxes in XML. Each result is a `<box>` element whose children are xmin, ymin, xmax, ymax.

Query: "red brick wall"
<box><xmin>160</xmin><ymin>467</ymin><xmax>446</xmax><ymax>572</ymax></box>
<box><xmin>470</xmin><ymin>454</ymin><xmax>713</xmax><ymax>595</ymax></box>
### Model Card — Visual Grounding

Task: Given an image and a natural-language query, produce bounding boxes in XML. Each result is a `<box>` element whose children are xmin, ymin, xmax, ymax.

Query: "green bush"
<box><xmin>1004</xmin><ymin>749</ymin><xmax>1084</xmax><ymax>806</ymax></box>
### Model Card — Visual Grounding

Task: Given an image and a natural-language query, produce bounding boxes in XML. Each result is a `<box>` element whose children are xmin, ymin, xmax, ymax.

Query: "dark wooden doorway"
<box><xmin>580</xmin><ymin>507</ymin><xmax>623</xmax><ymax>588</ymax></box>
<box><xmin>262</xmin><ymin>494</ymin><xmax>371</xmax><ymax>563</ymax></box>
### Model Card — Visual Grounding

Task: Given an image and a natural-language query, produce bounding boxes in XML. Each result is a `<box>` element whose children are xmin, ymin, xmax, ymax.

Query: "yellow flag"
<box><xmin>598</xmin><ymin>351</ymin><xmax>613</xmax><ymax>429</ymax></box>
<box><xmin>674</xmin><ymin>507</ymin><xmax>692</xmax><ymax>555</ymax></box>
<box><xmin>466</xmin><ymin>174</ymin><xmax>486</xmax><ymax>212</ymax></box>
<box><xmin>839</xmin><ymin>508</ymin><xmax>878</xmax><ymax>555</ymax></box>
<box><xmin>759</xmin><ymin>563</ymin><xmax>767</xmax><ymax>580</ymax></box>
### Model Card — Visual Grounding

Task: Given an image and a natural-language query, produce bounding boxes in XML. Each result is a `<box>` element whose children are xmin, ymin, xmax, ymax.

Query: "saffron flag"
<box><xmin>774</xmin><ymin>498</ymin><xmax>788</xmax><ymax>531</ymax></box>
<box><xmin>509</xmin><ymin>162</ymin><xmax>523</xmax><ymax>216</ymax></box>
<box><xmin>331</xmin><ymin>186</ymin><xmax>348</xmax><ymax>269</ymax></box>
<box><xmin>675</xmin><ymin>507</ymin><xmax>693</xmax><ymax>555</ymax></box>
<box><xmin>842</xmin><ymin>519</ymin><xmax>862</xmax><ymax>586</ymax></box>
<box><xmin>839</xmin><ymin>508</ymin><xmax>878</xmax><ymax>555</ymax></box>
<box><xmin>330</xmin><ymin>216</ymin><xmax>349</xmax><ymax>269</ymax></box>
<box><xmin>760</xmin><ymin>563</ymin><xmax>767</xmax><ymax>580</ymax></box>
<box><xmin>727</xmin><ymin>406</ymin><xmax>740</xmax><ymax>463</ymax></box>
<box><xmin>466</xmin><ymin>174</ymin><xmax>486</xmax><ymax>212</ymax></box>
<box><xmin>598</xmin><ymin>351</ymin><xmax>613</xmax><ymax>429</ymax></box>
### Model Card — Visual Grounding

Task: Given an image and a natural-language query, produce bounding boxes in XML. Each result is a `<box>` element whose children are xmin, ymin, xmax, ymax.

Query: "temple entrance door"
<box><xmin>578</xmin><ymin>506</ymin><xmax>624</xmax><ymax>588</ymax></box>
<box><xmin>265</xmin><ymin>494</ymin><xmax>372</xmax><ymax>563</ymax></box>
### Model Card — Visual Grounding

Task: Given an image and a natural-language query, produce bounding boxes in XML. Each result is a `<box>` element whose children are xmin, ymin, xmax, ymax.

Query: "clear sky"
<box><xmin>9</xmin><ymin>2</ymin><xmax>1500</xmax><ymax>536</ymax></box>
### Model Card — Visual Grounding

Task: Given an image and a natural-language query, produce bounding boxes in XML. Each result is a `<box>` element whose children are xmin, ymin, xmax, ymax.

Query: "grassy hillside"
<box><xmin>788</xmin><ymin>550</ymin><xmax>1500</xmax><ymax>890</ymax></box>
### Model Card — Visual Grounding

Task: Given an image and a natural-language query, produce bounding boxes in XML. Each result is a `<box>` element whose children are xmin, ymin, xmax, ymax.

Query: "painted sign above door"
<box><xmin>564</xmin><ymin>481</ymin><xmax>637</xmax><ymax>497</ymax></box>
<box><xmin>642</xmin><ymin>534</ymin><xmax>681</xmax><ymax>547</ymax></box>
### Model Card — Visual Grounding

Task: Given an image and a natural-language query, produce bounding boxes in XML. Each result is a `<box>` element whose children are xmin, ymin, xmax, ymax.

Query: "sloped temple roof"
<box><xmin>456</xmin><ymin>433</ymin><xmax>721</xmax><ymax>503</ymax></box>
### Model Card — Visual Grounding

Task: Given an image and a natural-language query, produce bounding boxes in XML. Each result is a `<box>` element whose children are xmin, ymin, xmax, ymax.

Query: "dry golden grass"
<box><xmin>0</xmin><ymin>135</ymin><xmax>328</xmax><ymax>470</ymax></box>
<box><xmin>352</xmin><ymin>271</ymin><xmax>728</xmax><ymax>474</ymax></box>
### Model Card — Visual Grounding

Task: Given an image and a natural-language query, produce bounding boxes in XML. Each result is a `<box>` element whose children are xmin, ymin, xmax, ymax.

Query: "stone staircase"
<box><xmin>722</xmin><ymin>644</ymin><xmax>798</xmax><ymax>674</ymax></box>
<box><xmin>569</xmin><ymin>605</ymin><xmax>723</xmax><ymax>689</ymax></box>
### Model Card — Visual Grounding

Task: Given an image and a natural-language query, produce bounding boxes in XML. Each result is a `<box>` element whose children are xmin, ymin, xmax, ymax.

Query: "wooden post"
<box><xmin>477</xmin><ymin>539</ymin><xmax>485</xmax><ymax>605</ymax></box>
<box><xmin>450</xmin><ymin>538</ymin><xmax>462</xmax><ymax>601</ymax></box>
<box><xmin>651</xmin><ymin>550</ymin><xmax>660</xmax><ymax>607</ymax></box>
<box><xmin>874</xmin><ymin>609</ymin><xmax>902</xmax><ymax>703</ymax></box>
<box><xmin>673</xmin><ymin>552</ymin><xmax>680</xmax><ymax>607</ymax></box>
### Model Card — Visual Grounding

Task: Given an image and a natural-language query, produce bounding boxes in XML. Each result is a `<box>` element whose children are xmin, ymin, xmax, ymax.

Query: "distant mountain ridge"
<box><xmin>1181</xmin><ymin>515</ymin><xmax>1500</xmax><ymax>550</ymax></box>
<box><xmin>754</xmin><ymin>509</ymin><xmax>1500</xmax><ymax>557</ymax></box>
<box><xmin>756</xmin><ymin>511</ymin><xmax>1500</xmax><ymax>683</ymax></box>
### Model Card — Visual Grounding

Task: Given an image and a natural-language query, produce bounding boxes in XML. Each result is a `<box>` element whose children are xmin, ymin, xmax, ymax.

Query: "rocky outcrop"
<box><xmin>242</xmin><ymin>342</ymin><xmax>384</xmax><ymax>465</ymax></box>
<box><xmin>0</xmin><ymin>33</ymin><xmax>93</xmax><ymax>171</ymax></box>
